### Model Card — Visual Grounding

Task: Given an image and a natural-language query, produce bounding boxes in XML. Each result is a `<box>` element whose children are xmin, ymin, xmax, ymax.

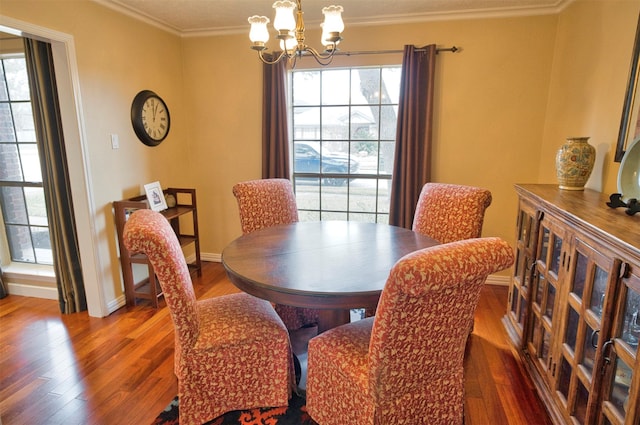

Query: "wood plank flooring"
<box><xmin>0</xmin><ymin>261</ymin><xmax>552</xmax><ymax>425</ymax></box>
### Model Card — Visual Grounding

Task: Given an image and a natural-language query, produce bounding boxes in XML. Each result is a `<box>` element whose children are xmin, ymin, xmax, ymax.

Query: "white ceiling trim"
<box><xmin>92</xmin><ymin>0</ymin><xmax>574</xmax><ymax>39</ymax></box>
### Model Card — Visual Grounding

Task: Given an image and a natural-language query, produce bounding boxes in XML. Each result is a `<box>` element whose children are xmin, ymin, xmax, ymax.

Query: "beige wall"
<box><xmin>185</xmin><ymin>14</ymin><xmax>561</xmax><ymax>256</ymax></box>
<box><xmin>540</xmin><ymin>0</ymin><xmax>639</xmax><ymax>191</ymax></box>
<box><xmin>1</xmin><ymin>0</ymin><xmax>639</xmax><ymax>313</ymax></box>
<box><xmin>1</xmin><ymin>1</ymin><xmax>191</xmax><ymax>309</ymax></box>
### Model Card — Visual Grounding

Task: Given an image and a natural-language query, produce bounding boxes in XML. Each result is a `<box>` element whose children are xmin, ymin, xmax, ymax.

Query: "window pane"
<box><xmin>381</xmin><ymin>67</ymin><xmax>402</xmax><ymax>104</ymax></box>
<box><xmin>293</xmin><ymin>70</ymin><xmax>320</xmax><ymax>105</ymax></box>
<box><xmin>1</xmin><ymin>186</ymin><xmax>28</xmax><ymax>224</ymax></box>
<box><xmin>4</xmin><ymin>58</ymin><xmax>30</xmax><ymax>101</ymax></box>
<box><xmin>380</xmin><ymin>105</ymin><xmax>398</xmax><ymax>140</ymax></box>
<box><xmin>351</xmin><ymin>106</ymin><xmax>377</xmax><ymax>140</ymax></box>
<box><xmin>352</xmin><ymin>68</ymin><xmax>380</xmax><ymax>104</ymax></box>
<box><xmin>25</xmin><ymin>187</ymin><xmax>47</xmax><ymax>226</ymax></box>
<box><xmin>321</xmin><ymin>186</ymin><xmax>348</xmax><ymax>211</ymax></box>
<box><xmin>293</xmin><ymin>107</ymin><xmax>320</xmax><ymax>140</ymax></box>
<box><xmin>0</xmin><ymin>62</ymin><xmax>8</xmax><ymax>101</ymax></box>
<box><xmin>0</xmin><ymin>143</ymin><xmax>23</xmax><ymax>181</ymax></box>
<box><xmin>376</xmin><ymin>213</ymin><xmax>389</xmax><ymax>224</ymax></box>
<box><xmin>32</xmin><ymin>226</ymin><xmax>52</xmax><ymax>265</ymax></box>
<box><xmin>321</xmin><ymin>106</ymin><xmax>349</xmax><ymax>140</ymax></box>
<box><xmin>379</xmin><ymin>141</ymin><xmax>395</xmax><ymax>175</ymax></box>
<box><xmin>352</xmin><ymin>142</ymin><xmax>376</xmax><ymax>174</ymax></box>
<box><xmin>18</xmin><ymin>143</ymin><xmax>42</xmax><ymax>182</ymax></box>
<box><xmin>12</xmin><ymin>102</ymin><xmax>36</xmax><ymax>142</ymax></box>
<box><xmin>322</xmin><ymin>69</ymin><xmax>350</xmax><ymax>104</ymax></box>
<box><xmin>294</xmin><ymin>142</ymin><xmax>321</xmax><ymax>173</ymax></box>
<box><xmin>377</xmin><ymin>180</ymin><xmax>391</xmax><ymax>213</ymax></box>
<box><xmin>0</xmin><ymin>103</ymin><xmax>16</xmax><ymax>141</ymax></box>
<box><xmin>294</xmin><ymin>178</ymin><xmax>320</xmax><ymax>210</ymax></box>
<box><xmin>7</xmin><ymin>224</ymin><xmax>35</xmax><ymax>262</ymax></box>
<box><xmin>349</xmin><ymin>212</ymin><xmax>376</xmax><ymax>222</ymax></box>
<box><xmin>349</xmin><ymin>178</ymin><xmax>377</xmax><ymax>212</ymax></box>
<box><xmin>322</xmin><ymin>211</ymin><xmax>347</xmax><ymax>220</ymax></box>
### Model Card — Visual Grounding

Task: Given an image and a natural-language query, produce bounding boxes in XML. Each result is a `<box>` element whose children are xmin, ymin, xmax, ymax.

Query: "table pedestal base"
<box><xmin>317</xmin><ymin>309</ymin><xmax>351</xmax><ymax>333</ymax></box>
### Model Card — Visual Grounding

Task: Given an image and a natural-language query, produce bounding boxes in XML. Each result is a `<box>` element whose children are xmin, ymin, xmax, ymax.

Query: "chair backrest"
<box><xmin>232</xmin><ymin>179</ymin><xmax>299</xmax><ymax>234</ymax></box>
<box><xmin>412</xmin><ymin>183</ymin><xmax>492</xmax><ymax>244</ymax></box>
<box><xmin>123</xmin><ymin>209</ymin><xmax>199</xmax><ymax>347</ymax></box>
<box><xmin>368</xmin><ymin>237</ymin><xmax>514</xmax><ymax>416</ymax></box>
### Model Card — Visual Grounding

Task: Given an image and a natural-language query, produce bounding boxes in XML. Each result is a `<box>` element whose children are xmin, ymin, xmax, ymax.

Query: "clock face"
<box><xmin>142</xmin><ymin>96</ymin><xmax>169</xmax><ymax>141</ymax></box>
<box><xmin>131</xmin><ymin>90</ymin><xmax>171</xmax><ymax>146</ymax></box>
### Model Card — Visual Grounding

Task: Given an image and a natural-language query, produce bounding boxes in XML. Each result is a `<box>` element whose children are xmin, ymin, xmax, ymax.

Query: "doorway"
<box><xmin>0</xmin><ymin>17</ymin><xmax>106</xmax><ymax>317</ymax></box>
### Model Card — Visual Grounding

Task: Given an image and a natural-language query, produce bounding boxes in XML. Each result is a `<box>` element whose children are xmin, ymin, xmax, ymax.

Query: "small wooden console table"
<box><xmin>113</xmin><ymin>188</ymin><xmax>201</xmax><ymax>307</ymax></box>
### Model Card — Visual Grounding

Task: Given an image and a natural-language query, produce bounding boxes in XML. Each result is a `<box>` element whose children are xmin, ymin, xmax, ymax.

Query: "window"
<box><xmin>0</xmin><ymin>55</ymin><xmax>52</xmax><ymax>265</ymax></box>
<box><xmin>290</xmin><ymin>66</ymin><xmax>401</xmax><ymax>223</ymax></box>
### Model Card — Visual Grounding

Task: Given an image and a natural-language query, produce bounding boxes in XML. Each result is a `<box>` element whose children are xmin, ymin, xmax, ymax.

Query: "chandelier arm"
<box><xmin>302</xmin><ymin>45</ymin><xmax>338</xmax><ymax>65</ymax></box>
<box><xmin>258</xmin><ymin>49</ymin><xmax>289</xmax><ymax>65</ymax></box>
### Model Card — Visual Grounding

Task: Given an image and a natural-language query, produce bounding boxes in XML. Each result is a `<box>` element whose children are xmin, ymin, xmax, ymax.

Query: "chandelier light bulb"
<box><xmin>248</xmin><ymin>16</ymin><xmax>270</xmax><ymax>46</ymax></box>
<box><xmin>273</xmin><ymin>0</ymin><xmax>296</xmax><ymax>33</ymax></box>
<box><xmin>280</xmin><ymin>32</ymin><xmax>297</xmax><ymax>53</ymax></box>
<box><xmin>320</xmin><ymin>23</ymin><xmax>333</xmax><ymax>48</ymax></box>
<box><xmin>322</xmin><ymin>5</ymin><xmax>344</xmax><ymax>34</ymax></box>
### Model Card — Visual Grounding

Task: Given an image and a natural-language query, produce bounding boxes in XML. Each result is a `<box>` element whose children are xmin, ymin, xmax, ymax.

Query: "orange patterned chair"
<box><xmin>232</xmin><ymin>178</ymin><xmax>320</xmax><ymax>331</ymax></box>
<box><xmin>306</xmin><ymin>237</ymin><xmax>514</xmax><ymax>425</ymax></box>
<box><xmin>123</xmin><ymin>209</ymin><xmax>294</xmax><ymax>425</ymax></box>
<box><xmin>412</xmin><ymin>182</ymin><xmax>492</xmax><ymax>243</ymax></box>
<box><xmin>365</xmin><ymin>182</ymin><xmax>492</xmax><ymax>318</ymax></box>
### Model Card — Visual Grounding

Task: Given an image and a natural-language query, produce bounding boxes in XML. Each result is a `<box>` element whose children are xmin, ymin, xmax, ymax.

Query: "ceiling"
<box><xmin>92</xmin><ymin>0</ymin><xmax>573</xmax><ymax>36</ymax></box>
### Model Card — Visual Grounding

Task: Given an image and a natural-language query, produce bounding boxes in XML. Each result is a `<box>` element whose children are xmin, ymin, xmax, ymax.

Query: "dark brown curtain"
<box><xmin>24</xmin><ymin>38</ymin><xmax>86</xmax><ymax>313</ymax></box>
<box><xmin>389</xmin><ymin>44</ymin><xmax>437</xmax><ymax>228</ymax></box>
<box><xmin>0</xmin><ymin>265</ymin><xmax>6</xmax><ymax>299</ymax></box>
<box><xmin>262</xmin><ymin>56</ymin><xmax>291</xmax><ymax>179</ymax></box>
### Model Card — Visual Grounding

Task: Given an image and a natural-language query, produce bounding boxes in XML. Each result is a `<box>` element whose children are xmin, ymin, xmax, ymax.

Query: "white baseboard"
<box><xmin>7</xmin><ymin>282</ymin><xmax>59</xmax><ymax>300</ymax></box>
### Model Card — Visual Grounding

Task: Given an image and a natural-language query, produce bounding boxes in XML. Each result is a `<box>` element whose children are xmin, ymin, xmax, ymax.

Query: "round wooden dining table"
<box><xmin>222</xmin><ymin>221</ymin><xmax>438</xmax><ymax>332</ymax></box>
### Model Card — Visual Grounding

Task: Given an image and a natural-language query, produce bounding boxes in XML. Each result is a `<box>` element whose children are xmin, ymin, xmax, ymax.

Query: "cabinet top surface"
<box><xmin>515</xmin><ymin>184</ymin><xmax>639</xmax><ymax>257</ymax></box>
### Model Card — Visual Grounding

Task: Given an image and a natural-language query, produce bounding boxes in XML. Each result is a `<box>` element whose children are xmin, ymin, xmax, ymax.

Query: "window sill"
<box><xmin>3</xmin><ymin>262</ymin><xmax>55</xmax><ymax>280</ymax></box>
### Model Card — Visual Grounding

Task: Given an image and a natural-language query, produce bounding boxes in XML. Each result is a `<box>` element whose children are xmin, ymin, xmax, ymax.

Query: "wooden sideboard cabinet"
<box><xmin>503</xmin><ymin>184</ymin><xmax>640</xmax><ymax>425</ymax></box>
<box><xmin>113</xmin><ymin>188</ymin><xmax>201</xmax><ymax>308</ymax></box>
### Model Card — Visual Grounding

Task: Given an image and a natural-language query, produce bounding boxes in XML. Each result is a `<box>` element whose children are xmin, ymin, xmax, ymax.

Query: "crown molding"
<box><xmin>92</xmin><ymin>0</ymin><xmax>575</xmax><ymax>38</ymax></box>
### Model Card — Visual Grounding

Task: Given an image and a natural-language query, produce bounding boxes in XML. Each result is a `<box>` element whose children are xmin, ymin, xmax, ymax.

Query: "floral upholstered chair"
<box><xmin>412</xmin><ymin>182</ymin><xmax>492</xmax><ymax>243</ymax></box>
<box><xmin>364</xmin><ymin>182</ymin><xmax>492</xmax><ymax>318</ymax></box>
<box><xmin>123</xmin><ymin>209</ymin><xmax>294</xmax><ymax>425</ymax></box>
<box><xmin>306</xmin><ymin>237</ymin><xmax>514</xmax><ymax>425</ymax></box>
<box><xmin>232</xmin><ymin>178</ymin><xmax>320</xmax><ymax>331</ymax></box>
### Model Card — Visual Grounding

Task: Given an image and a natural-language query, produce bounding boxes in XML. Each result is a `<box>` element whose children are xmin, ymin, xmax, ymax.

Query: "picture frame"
<box><xmin>616</xmin><ymin>13</ymin><xmax>640</xmax><ymax>162</ymax></box>
<box><xmin>144</xmin><ymin>181</ymin><xmax>168</xmax><ymax>211</ymax></box>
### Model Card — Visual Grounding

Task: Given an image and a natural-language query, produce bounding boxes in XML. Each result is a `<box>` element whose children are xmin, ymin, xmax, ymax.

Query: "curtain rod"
<box><xmin>333</xmin><ymin>46</ymin><xmax>459</xmax><ymax>57</ymax></box>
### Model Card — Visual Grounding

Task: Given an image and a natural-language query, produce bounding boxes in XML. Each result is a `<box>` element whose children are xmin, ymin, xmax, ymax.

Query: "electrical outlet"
<box><xmin>110</xmin><ymin>134</ymin><xmax>119</xmax><ymax>149</ymax></box>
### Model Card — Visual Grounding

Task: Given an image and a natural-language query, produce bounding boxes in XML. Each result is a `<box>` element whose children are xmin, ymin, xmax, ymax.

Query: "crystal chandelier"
<box><xmin>248</xmin><ymin>0</ymin><xmax>344</xmax><ymax>66</ymax></box>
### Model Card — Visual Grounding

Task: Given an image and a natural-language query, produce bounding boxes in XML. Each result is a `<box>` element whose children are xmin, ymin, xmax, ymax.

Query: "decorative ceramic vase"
<box><xmin>555</xmin><ymin>137</ymin><xmax>595</xmax><ymax>190</ymax></box>
<box><xmin>165</xmin><ymin>193</ymin><xmax>177</xmax><ymax>208</ymax></box>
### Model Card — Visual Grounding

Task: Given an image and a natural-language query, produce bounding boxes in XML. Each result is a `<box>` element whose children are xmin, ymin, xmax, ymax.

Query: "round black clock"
<box><xmin>131</xmin><ymin>90</ymin><xmax>170</xmax><ymax>146</ymax></box>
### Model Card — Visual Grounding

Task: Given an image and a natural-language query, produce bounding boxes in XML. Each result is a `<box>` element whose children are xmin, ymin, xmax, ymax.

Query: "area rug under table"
<box><xmin>152</xmin><ymin>392</ymin><xmax>317</xmax><ymax>425</ymax></box>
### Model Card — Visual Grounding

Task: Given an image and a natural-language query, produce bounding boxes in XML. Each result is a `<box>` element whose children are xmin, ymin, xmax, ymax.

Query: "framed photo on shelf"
<box><xmin>144</xmin><ymin>181</ymin><xmax>167</xmax><ymax>211</ymax></box>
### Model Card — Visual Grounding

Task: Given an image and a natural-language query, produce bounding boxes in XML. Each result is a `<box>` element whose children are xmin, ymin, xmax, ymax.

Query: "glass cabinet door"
<box><xmin>507</xmin><ymin>200</ymin><xmax>538</xmax><ymax>346</ymax></box>
<box><xmin>598</xmin><ymin>267</ymin><xmax>640</xmax><ymax>425</ymax></box>
<box><xmin>553</xmin><ymin>237</ymin><xmax>620</xmax><ymax>425</ymax></box>
<box><xmin>526</xmin><ymin>213</ymin><xmax>565</xmax><ymax>379</ymax></box>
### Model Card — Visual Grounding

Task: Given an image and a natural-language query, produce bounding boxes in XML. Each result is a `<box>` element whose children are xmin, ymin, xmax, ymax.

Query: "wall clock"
<box><xmin>131</xmin><ymin>90</ymin><xmax>170</xmax><ymax>146</ymax></box>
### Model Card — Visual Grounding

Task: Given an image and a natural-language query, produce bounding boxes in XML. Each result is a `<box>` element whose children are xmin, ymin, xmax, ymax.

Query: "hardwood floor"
<box><xmin>0</xmin><ymin>261</ymin><xmax>552</xmax><ymax>425</ymax></box>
